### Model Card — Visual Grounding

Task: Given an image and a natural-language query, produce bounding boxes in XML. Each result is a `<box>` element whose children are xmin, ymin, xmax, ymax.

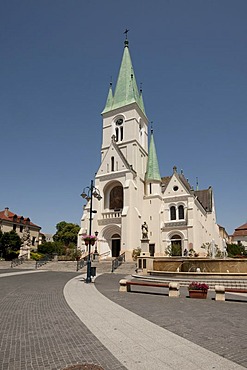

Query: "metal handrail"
<box><xmin>76</xmin><ymin>254</ymin><xmax>90</xmax><ymax>271</ymax></box>
<box><xmin>99</xmin><ymin>251</ymin><xmax>111</xmax><ymax>259</ymax></box>
<box><xmin>11</xmin><ymin>253</ymin><xmax>28</xmax><ymax>268</ymax></box>
<box><xmin>111</xmin><ymin>252</ymin><xmax>125</xmax><ymax>272</ymax></box>
<box><xmin>35</xmin><ymin>254</ymin><xmax>52</xmax><ymax>269</ymax></box>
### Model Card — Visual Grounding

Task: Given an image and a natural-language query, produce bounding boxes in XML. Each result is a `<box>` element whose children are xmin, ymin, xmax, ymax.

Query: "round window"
<box><xmin>173</xmin><ymin>186</ymin><xmax>179</xmax><ymax>191</ymax></box>
<box><xmin>116</xmin><ymin>118</ymin><xmax>123</xmax><ymax>126</ymax></box>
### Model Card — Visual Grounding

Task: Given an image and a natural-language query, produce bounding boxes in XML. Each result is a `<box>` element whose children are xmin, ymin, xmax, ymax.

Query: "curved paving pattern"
<box><xmin>95</xmin><ymin>273</ymin><xmax>247</xmax><ymax>368</ymax></box>
<box><xmin>0</xmin><ymin>269</ymin><xmax>246</xmax><ymax>369</ymax></box>
<box><xmin>0</xmin><ymin>271</ymin><xmax>126</xmax><ymax>370</ymax></box>
<box><xmin>65</xmin><ymin>274</ymin><xmax>246</xmax><ymax>370</ymax></box>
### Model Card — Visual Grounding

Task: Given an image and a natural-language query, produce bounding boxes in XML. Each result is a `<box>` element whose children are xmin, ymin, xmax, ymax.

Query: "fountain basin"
<box><xmin>152</xmin><ymin>257</ymin><xmax>247</xmax><ymax>274</ymax></box>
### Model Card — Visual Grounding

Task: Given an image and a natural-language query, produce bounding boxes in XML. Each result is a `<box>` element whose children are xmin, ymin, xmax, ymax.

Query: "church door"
<box><xmin>112</xmin><ymin>234</ymin><xmax>121</xmax><ymax>257</ymax></box>
<box><xmin>170</xmin><ymin>235</ymin><xmax>182</xmax><ymax>256</ymax></box>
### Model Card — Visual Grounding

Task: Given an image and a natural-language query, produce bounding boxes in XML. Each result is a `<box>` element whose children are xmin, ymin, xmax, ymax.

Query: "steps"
<box><xmin>37</xmin><ymin>261</ymin><xmax>78</xmax><ymax>272</ymax></box>
<box><xmin>113</xmin><ymin>262</ymin><xmax>137</xmax><ymax>275</ymax></box>
<box><xmin>0</xmin><ymin>260</ymin><xmax>36</xmax><ymax>270</ymax></box>
<box><xmin>80</xmin><ymin>260</ymin><xmax>137</xmax><ymax>275</ymax></box>
<box><xmin>132</xmin><ymin>274</ymin><xmax>247</xmax><ymax>289</ymax></box>
<box><xmin>0</xmin><ymin>260</ymin><xmax>13</xmax><ymax>269</ymax></box>
<box><xmin>0</xmin><ymin>258</ymin><xmax>137</xmax><ymax>275</ymax></box>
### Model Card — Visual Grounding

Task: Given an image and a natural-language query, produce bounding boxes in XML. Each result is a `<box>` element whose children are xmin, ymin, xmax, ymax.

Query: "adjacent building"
<box><xmin>231</xmin><ymin>223</ymin><xmax>247</xmax><ymax>248</ymax></box>
<box><xmin>0</xmin><ymin>207</ymin><xmax>41</xmax><ymax>248</ymax></box>
<box><xmin>78</xmin><ymin>37</ymin><xmax>223</xmax><ymax>260</ymax></box>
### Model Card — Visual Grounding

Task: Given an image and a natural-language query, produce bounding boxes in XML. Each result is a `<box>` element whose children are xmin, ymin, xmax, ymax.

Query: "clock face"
<box><xmin>116</xmin><ymin>118</ymin><xmax>123</xmax><ymax>126</ymax></box>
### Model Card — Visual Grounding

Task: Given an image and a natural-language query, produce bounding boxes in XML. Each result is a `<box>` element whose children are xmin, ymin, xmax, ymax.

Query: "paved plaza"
<box><xmin>0</xmin><ymin>268</ymin><xmax>246</xmax><ymax>369</ymax></box>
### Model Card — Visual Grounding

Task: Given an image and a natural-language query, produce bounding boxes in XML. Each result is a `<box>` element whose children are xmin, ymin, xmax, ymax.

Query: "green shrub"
<box><xmin>5</xmin><ymin>250</ymin><xmax>19</xmax><ymax>261</ymax></box>
<box><xmin>165</xmin><ymin>243</ymin><xmax>182</xmax><ymax>256</ymax></box>
<box><xmin>132</xmin><ymin>247</ymin><xmax>141</xmax><ymax>261</ymax></box>
<box><xmin>30</xmin><ymin>252</ymin><xmax>45</xmax><ymax>261</ymax></box>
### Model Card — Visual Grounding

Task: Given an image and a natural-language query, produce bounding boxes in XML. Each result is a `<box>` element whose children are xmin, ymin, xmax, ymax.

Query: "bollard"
<box><xmin>169</xmin><ymin>282</ymin><xmax>180</xmax><ymax>297</ymax></box>
<box><xmin>215</xmin><ymin>285</ymin><xmax>225</xmax><ymax>301</ymax></box>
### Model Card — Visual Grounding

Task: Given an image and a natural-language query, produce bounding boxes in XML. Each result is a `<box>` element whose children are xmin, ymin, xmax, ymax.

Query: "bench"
<box><xmin>215</xmin><ymin>285</ymin><xmax>247</xmax><ymax>301</ymax></box>
<box><xmin>119</xmin><ymin>279</ymin><xmax>180</xmax><ymax>297</ymax></box>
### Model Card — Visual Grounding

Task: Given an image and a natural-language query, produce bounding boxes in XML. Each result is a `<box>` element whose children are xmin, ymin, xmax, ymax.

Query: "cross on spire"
<box><xmin>124</xmin><ymin>28</ymin><xmax>130</xmax><ymax>40</ymax></box>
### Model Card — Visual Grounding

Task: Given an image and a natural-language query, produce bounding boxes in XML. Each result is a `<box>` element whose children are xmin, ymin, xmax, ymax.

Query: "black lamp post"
<box><xmin>81</xmin><ymin>180</ymin><xmax>102</xmax><ymax>283</ymax></box>
<box><xmin>94</xmin><ymin>231</ymin><xmax>99</xmax><ymax>254</ymax></box>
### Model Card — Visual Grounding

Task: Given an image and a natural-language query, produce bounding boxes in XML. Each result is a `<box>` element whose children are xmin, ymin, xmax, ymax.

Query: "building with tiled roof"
<box><xmin>78</xmin><ymin>37</ymin><xmax>223</xmax><ymax>259</ymax></box>
<box><xmin>232</xmin><ymin>223</ymin><xmax>247</xmax><ymax>248</ymax></box>
<box><xmin>0</xmin><ymin>207</ymin><xmax>41</xmax><ymax>248</ymax></box>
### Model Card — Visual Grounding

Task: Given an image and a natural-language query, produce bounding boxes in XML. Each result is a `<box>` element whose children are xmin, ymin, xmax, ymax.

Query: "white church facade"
<box><xmin>78</xmin><ymin>37</ymin><xmax>222</xmax><ymax>261</ymax></box>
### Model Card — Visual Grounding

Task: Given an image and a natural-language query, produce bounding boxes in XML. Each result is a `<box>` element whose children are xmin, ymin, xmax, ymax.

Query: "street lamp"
<box><xmin>80</xmin><ymin>180</ymin><xmax>102</xmax><ymax>283</ymax></box>
<box><xmin>94</xmin><ymin>231</ymin><xmax>99</xmax><ymax>254</ymax></box>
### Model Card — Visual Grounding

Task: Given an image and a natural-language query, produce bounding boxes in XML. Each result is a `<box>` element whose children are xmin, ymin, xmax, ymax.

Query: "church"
<box><xmin>78</xmin><ymin>37</ymin><xmax>222</xmax><ymax>261</ymax></box>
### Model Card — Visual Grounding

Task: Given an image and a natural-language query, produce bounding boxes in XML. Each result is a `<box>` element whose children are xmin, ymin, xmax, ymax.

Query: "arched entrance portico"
<box><xmin>102</xmin><ymin>225</ymin><xmax>121</xmax><ymax>258</ymax></box>
<box><xmin>169</xmin><ymin>233</ymin><xmax>183</xmax><ymax>256</ymax></box>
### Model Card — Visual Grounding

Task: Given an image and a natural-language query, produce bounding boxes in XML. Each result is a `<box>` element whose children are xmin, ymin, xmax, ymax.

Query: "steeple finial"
<box><xmin>124</xmin><ymin>29</ymin><xmax>130</xmax><ymax>47</ymax></box>
<box><xmin>196</xmin><ymin>177</ymin><xmax>199</xmax><ymax>190</ymax></box>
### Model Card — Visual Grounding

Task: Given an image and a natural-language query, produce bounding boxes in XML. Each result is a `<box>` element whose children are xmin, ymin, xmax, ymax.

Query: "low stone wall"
<box><xmin>152</xmin><ymin>257</ymin><xmax>247</xmax><ymax>273</ymax></box>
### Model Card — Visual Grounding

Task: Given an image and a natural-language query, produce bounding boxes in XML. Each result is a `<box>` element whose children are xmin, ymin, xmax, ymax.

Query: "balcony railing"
<box><xmin>102</xmin><ymin>210</ymin><xmax>122</xmax><ymax>219</ymax></box>
<box><xmin>99</xmin><ymin>210</ymin><xmax>122</xmax><ymax>225</ymax></box>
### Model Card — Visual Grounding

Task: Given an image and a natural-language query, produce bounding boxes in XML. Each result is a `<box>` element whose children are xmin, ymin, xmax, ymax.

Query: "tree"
<box><xmin>0</xmin><ymin>231</ymin><xmax>22</xmax><ymax>259</ymax></box>
<box><xmin>38</xmin><ymin>241</ymin><xmax>64</xmax><ymax>256</ymax></box>
<box><xmin>53</xmin><ymin>221</ymin><xmax>80</xmax><ymax>246</ymax></box>
<box><xmin>227</xmin><ymin>243</ymin><xmax>246</xmax><ymax>257</ymax></box>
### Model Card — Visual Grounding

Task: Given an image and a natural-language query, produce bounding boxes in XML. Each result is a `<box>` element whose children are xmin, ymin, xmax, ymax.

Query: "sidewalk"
<box><xmin>64</xmin><ymin>274</ymin><xmax>245</xmax><ymax>370</ymax></box>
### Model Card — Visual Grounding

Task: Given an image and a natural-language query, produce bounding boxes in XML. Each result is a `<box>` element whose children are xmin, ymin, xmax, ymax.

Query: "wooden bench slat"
<box><xmin>126</xmin><ymin>281</ymin><xmax>169</xmax><ymax>288</ymax></box>
<box><xmin>225</xmin><ymin>288</ymin><xmax>247</xmax><ymax>293</ymax></box>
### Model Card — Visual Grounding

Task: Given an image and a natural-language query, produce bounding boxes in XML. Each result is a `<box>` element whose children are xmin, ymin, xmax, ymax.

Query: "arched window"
<box><xmin>170</xmin><ymin>206</ymin><xmax>176</xmax><ymax>220</ymax></box>
<box><xmin>178</xmin><ymin>205</ymin><xmax>184</xmax><ymax>219</ymax></box>
<box><xmin>109</xmin><ymin>186</ymin><xmax>123</xmax><ymax>210</ymax></box>
<box><xmin>111</xmin><ymin>156</ymin><xmax>114</xmax><ymax>171</ymax></box>
<box><xmin>115</xmin><ymin>118</ymin><xmax>124</xmax><ymax>142</ymax></box>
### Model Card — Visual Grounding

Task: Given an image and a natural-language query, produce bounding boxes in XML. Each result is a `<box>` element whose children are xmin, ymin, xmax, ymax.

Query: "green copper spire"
<box><xmin>102</xmin><ymin>39</ymin><xmax>146</xmax><ymax>115</ymax></box>
<box><xmin>103</xmin><ymin>82</ymin><xmax>113</xmax><ymax>112</ymax></box>
<box><xmin>146</xmin><ymin>129</ymin><xmax>161</xmax><ymax>182</ymax></box>
<box><xmin>139</xmin><ymin>86</ymin><xmax>146</xmax><ymax>114</ymax></box>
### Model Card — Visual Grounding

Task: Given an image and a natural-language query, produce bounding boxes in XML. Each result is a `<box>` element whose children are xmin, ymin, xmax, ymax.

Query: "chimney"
<box><xmin>4</xmin><ymin>207</ymin><xmax>9</xmax><ymax>217</ymax></box>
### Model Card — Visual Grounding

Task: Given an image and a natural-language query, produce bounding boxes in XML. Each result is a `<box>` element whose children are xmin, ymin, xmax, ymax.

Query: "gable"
<box><xmin>162</xmin><ymin>173</ymin><xmax>191</xmax><ymax>198</ymax></box>
<box><xmin>97</xmin><ymin>140</ymin><xmax>132</xmax><ymax>175</ymax></box>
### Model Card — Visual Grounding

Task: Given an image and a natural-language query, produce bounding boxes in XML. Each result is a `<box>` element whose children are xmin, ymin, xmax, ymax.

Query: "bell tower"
<box><xmin>100</xmin><ymin>37</ymin><xmax>149</xmax><ymax>180</ymax></box>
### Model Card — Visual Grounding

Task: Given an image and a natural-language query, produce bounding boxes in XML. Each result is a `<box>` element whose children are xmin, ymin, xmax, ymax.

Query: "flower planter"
<box><xmin>82</xmin><ymin>235</ymin><xmax>96</xmax><ymax>245</ymax></box>
<box><xmin>189</xmin><ymin>290</ymin><xmax>208</xmax><ymax>299</ymax></box>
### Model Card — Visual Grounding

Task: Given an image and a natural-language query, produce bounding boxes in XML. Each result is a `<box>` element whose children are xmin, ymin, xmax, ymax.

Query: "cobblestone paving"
<box><xmin>95</xmin><ymin>274</ymin><xmax>247</xmax><ymax>369</ymax></box>
<box><xmin>0</xmin><ymin>272</ymin><xmax>126</xmax><ymax>370</ymax></box>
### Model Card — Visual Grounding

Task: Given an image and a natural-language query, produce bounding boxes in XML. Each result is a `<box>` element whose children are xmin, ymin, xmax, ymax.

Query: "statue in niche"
<box><xmin>141</xmin><ymin>222</ymin><xmax>148</xmax><ymax>239</ymax></box>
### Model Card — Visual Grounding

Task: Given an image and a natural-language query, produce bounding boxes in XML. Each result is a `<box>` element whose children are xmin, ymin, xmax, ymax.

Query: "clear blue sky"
<box><xmin>1</xmin><ymin>0</ymin><xmax>246</xmax><ymax>235</ymax></box>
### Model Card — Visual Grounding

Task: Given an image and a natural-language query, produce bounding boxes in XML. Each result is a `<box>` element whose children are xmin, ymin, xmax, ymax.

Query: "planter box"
<box><xmin>189</xmin><ymin>290</ymin><xmax>208</xmax><ymax>299</ymax></box>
